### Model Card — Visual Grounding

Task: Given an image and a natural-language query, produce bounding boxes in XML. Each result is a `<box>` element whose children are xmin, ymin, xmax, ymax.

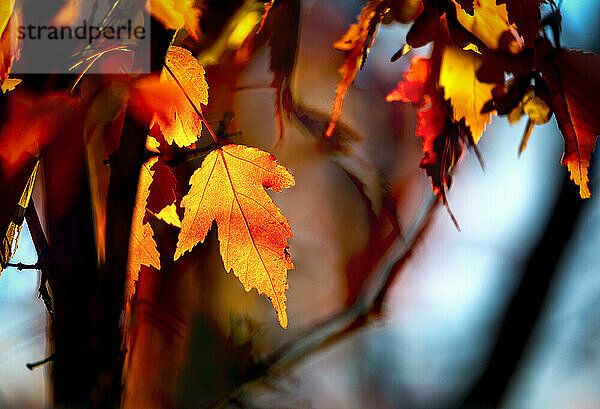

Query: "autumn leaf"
<box><xmin>536</xmin><ymin>43</ymin><xmax>600</xmax><ymax>198</ymax></box>
<box><xmin>175</xmin><ymin>144</ymin><xmax>294</xmax><ymax>328</ymax></box>
<box><xmin>147</xmin><ymin>0</ymin><xmax>201</xmax><ymax>40</ymax></box>
<box><xmin>453</xmin><ymin>0</ymin><xmax>515</xmax><ymax>50</ymax></box>
<box><xmin>387</xmin><ymin>56</ymin><xmax>461</xmax><ymax>202</ymax></box>
<box><xmin>326</xmin><ymin>0</ymin><xmax>387</xmax><ymax>138</ymax></box>
<box><xmin>127</xmin><ymin>141</ymin><xmax>180</xmax><ymax>295</ymax></box>
<box><xmin>439</xmin><ymin>45</ymin><xmax>496</xmax><ymax>142</ymax></box>
<box><xmin>127</xmin><ymin>157</ymin><xmax>161</xmax><ymax>299</ymax></box>
<box><xmin>152</xmin><ymin>46</ymin><xmax>209</xmax><ymax>148</ymax></box>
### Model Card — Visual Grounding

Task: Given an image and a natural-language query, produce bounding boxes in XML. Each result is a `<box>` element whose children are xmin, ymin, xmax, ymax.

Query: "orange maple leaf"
<box><xmin>175</xmin><ymin>144</ymin><xmax>294</xmax><ymax>328</ymax></box>
<box><xmin>151</xmin><ymin>46</ymin><xmax>209</xmax><ymax>148</ymax></box>
<box><xmin>127</xmin><ymin>157</ymin><xmax>161</xmax><ymax>299</ymax></box>
<box><xmin>326</xmin><ymin>0</ymin><xmax>387</xmax><ymax>138</ymax></box>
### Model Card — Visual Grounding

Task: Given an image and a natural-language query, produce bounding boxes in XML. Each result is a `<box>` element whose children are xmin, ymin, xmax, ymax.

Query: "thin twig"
<box><xmin>26</xmin><ymin>353</ymin><xmax>55</xmax><ymax>371</ymax></box>
<box><xmin>6</xmin><ymin>262</ymin><xmax>40</xmax><ymax>270</ymax></box>
<box><xmin>212</xmin><ymin>194</ymin><xmax>439</xmax><ymax>407</ymax></box>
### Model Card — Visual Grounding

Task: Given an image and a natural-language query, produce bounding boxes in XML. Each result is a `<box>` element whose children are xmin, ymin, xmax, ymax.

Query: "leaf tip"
<box><xmin>278</xmin><ymin>310</ymin><xmax>288</xmax><ymax>329</ymax></box>
<box><xmin>567</xmin><ymin>161</ymin><xmax>591</xmax><ymax>199</ymax></box>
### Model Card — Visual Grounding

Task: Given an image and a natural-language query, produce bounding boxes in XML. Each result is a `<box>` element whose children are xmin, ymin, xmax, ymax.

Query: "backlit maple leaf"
<box><xmin>175</xmin><ymin>144</ymin><xmax>294</xmax><ymax>328</ymax></box>
<box><xmin>439</xmin><ymin>45</ymin><xmax>496</xmax><ymax>142</ymax></box>
<box><xmin>127</xmin><ymin>157</ymin><xmax>161</xmax><ymax>299</ymax></box>
<box><xmin>151</xmin><ymin>46</ymin><xmax>209</xmax><ymax>148</ymax></box>
<box><xmin>387</xmin><ymin>56</ymin><xmax>460</xmax><ymax>202</ymax></box>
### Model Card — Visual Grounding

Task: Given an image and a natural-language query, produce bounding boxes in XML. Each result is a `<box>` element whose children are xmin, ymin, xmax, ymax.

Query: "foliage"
<box><xmin>0</xmin><ymin>0</ymin><xmax>598</xmax><ymax>407</ymax></box>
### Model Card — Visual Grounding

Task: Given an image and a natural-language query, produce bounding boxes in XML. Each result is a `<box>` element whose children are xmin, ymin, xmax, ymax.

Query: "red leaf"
<box><xmin>387</xmin><ymin>56</ymin><xmax>461</xmax><ymax>201</ymax></box>
<box><xmin>536</xmin><ymin>42</ymin><xmax>600</xmax><ymax>198</ymax></box>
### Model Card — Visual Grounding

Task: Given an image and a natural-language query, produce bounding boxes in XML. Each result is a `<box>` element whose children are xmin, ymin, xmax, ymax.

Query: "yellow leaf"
<box><xmin>146</xmin><ymin>0</ymin><xmax>200</xmax><ymax>40</ymax></box>
<box><xmin>152</xmin><ymin>46</ymin><xmax>209</xmax><ymax>147</ymax></box>
<box><xmin>175</xmin><ymin>144</ymin><xmax>294</xmax><ymax>328</ymax></box>
<box><xmin>440</xmin><ymin>45</ymin><xmax>495</xmax><ymax>142</ymax></box>
<box><xmin>127</xmin><ymin>157</ymin><xmax>161</xmax><ymax>299</ymax></box>
<box><xmin>453</xmin><ymin>0</ymin><xmax>514</xmax><ymax>50</ymax></box>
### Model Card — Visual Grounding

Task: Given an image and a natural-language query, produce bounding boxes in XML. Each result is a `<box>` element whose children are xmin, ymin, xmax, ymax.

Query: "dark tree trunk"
<box><xmin>29</xmin><ymin>17</ymin><xmax>173</xmax><ymax>409</ymax></box>
<box><xmin>456</xmin><ymin>172</ymin><xmax>585</xmax><ymax>409</ymax></box>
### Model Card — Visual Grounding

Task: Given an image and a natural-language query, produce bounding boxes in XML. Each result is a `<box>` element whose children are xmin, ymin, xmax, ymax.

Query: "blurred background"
<box><xmin>1</xmin><ymin>0</ymin><xmax>600</xmax><ymax>408</ymax></box>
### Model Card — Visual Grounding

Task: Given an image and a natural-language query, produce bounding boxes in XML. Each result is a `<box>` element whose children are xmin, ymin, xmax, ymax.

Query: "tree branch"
<box><xmin>212</xmin><ymin>194</ymin><xmax>439</xmax><ymax>407</ymax></box>
<box><xmin>6</xmin><ymin>262</ymin><xmax>40</xmax><ymax>270</ymax></box>
<box><xmin>90</xmin><ymin>18</ymin><xmax>175</xmax><ymax>408</ymax></box>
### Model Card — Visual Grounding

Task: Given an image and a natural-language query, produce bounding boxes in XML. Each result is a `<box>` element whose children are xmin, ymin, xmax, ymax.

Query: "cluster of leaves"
<box><xmin>329</xmin><ymin>0</ymin><xmax>600</xmax><ymax>200</ymax></box>
<box><xmin>0</xmin><ymin>0</ymin><xmax>598</xmax><ymax>375</ymax></box>
<box><xmin>128</xmin><ymin>46</ymin><xmax>295</xmax><ymax>331</ymax></box>
<box><xmin>0</xmin><ymin>0</ymin><xmax>596</xmax><ymax>406</ymax></box>
<box><xmin>0</xmin><ymin>0</ymin><xmax>296</xmax><ymax>332</ymax></box>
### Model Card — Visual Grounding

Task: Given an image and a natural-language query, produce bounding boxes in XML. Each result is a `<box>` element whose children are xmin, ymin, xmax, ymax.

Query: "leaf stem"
<box><xmin>26</xmin><ymin>354</ymin><xmax>55</xmax><ymax>371</ymax></box>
